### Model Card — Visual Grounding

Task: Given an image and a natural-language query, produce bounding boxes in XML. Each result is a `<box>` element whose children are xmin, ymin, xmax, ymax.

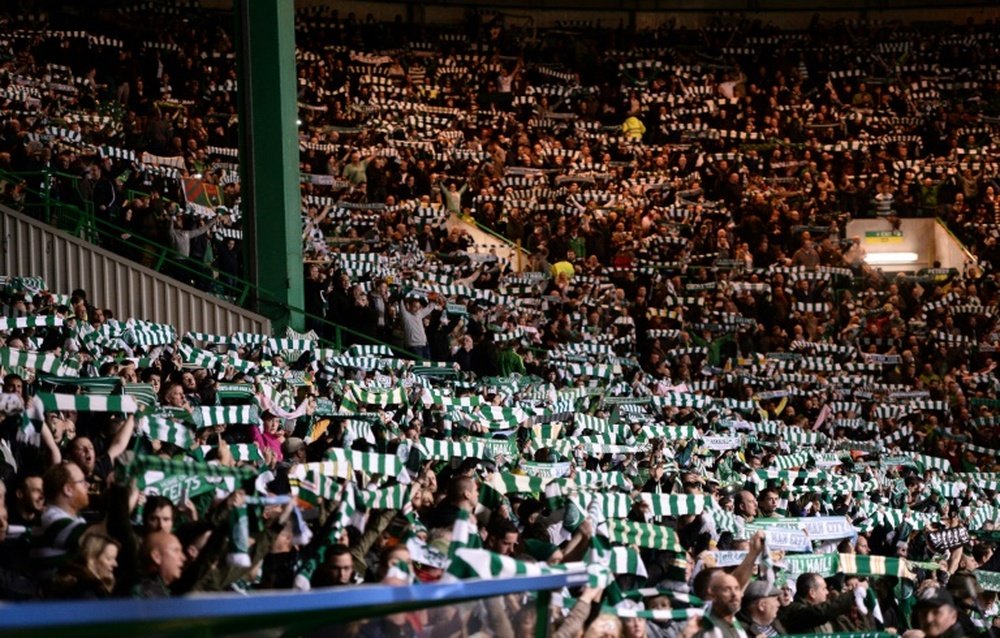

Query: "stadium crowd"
<box><xmin>2</xmin><ymin>3</ymin><xmax>1000</xmax><ymax>638</ymax></box>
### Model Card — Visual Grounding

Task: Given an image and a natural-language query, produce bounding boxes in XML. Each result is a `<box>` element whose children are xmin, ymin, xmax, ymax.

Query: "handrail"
<box><xmin>935</xmin><ymin>216</ymin><xmax>978</xmax><ymax>264</ymax></box>
<box><xmin>1</xmin><ymin>168</ymin><xmax>418</xmax><ymax>358</ymax></box>
<box><xmin>466</xmin><ymin>214</ymin><xmax>530</xmax><ymax>253</ymax></box>
<box><xmin>3</xmin><ymin>168</ymin><xmax>258</xmax><ymax>302</ymax></box>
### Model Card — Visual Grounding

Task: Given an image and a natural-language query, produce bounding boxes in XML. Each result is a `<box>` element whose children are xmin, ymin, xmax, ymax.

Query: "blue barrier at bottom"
<box><xmin>0</xmin><ymin>570</ymin><xmax>588</xmax><ymax>638</ymax></box>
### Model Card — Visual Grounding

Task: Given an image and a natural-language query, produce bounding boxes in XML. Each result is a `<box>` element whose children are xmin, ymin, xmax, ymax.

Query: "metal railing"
<box><xmin>2</xmin><ymin>569</ymin><xmax>586</xmax><ymax>638</ymax></box>
<box><xmin>0</xmin><ymin>168</ymin><xmax>415</xmax><ymax>357</ymax></box>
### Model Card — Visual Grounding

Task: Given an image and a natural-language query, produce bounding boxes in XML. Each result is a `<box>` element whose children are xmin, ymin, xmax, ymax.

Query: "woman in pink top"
<box><xmin>252</xmin><ymin>410</ymin><xmax>285</xmax><ymax>465</ymax></box>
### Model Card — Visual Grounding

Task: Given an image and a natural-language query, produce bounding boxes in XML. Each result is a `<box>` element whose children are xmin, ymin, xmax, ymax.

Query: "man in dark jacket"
<box><xmin>779</xmin><ymin>572</ymin><xmax>858</xmax><ymax>634</ymax></box>
<box><xmin>947</xmin><ymin>571</ymin><xmax>990</xmax><ymax>638</ymax></box>
<box><xmin>916</xmin><ymin>588</ymin><xmax>967</xmax><ymax>638</ymax></box>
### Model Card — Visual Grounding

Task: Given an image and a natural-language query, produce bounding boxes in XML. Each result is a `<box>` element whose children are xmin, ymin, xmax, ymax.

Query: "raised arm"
<box><xmin>107</xmin><ymin>413</ymin><xmax>137</xmax><ymax>462</ymax></box>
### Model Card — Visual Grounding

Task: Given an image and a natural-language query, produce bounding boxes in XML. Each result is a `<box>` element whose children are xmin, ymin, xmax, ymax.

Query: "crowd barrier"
<box><xmin>0</xmin><ymin>570</ymin><xmax>587</xmax><ymax>638</ymax></box>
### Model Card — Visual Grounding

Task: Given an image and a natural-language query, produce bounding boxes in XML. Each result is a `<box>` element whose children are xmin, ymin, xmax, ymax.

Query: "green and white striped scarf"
<box><xmin>126</xmin><ymin>453</ymin><xmax>258</xmax><ymax>481</ymax></box>
<box><xmin>346</xmin><ymin>383</ymin><xmax>408</xmax><ymax>407</ymax></box>
<box><xmin>37</xmin><ymin>374</ymin><xmax>119</xmax><ymax>394</ymax></box>
<box><xmin>126</xmin><ymin>319</ymin><xmax>176</xmax><ymax>348</ymax></box>
<box><xmin>265</xmin><ymin>338</ymin><xmax>314</xmax><ymax>356</ymax></box>
<box><xmin>607</xmin><ymin>606</ymin><xmax>705</xmax><ymax>621</ymax></box>
<box><xmin>229</xmin><ymin>332</ymin><xmax>268</xmax><ymax>348</ymax></box>
<box><xmin>222</xmin><ymin>354</ymin><xmax>257</xmax><ymax>375</ymax></box>
<box><xmin>4</xmin><ymin>276</ymin><xmax>46</xmax><ymax>294</ymax></box>
<box><xmin>215</xmin><ymin>383</ymin><xmax>257</xmax><ymax>402</ymax></box>
<box><xmin>780</xmin><ymin>553</ymin><xmax>938</xmax><ymax>581</ymax></box>
<box><xmin>120</xmin><ymin>382</ymin><xmax>158</xmax><ymax>409</ymax></box>
<box><xmin>605</xmin><ymin>519</ymin><xmax>684</xmax><ymax>552</ymax></box>
<box><xmin>0</xmin><ymin>315</ymin><xmax>63</xmax><ymax>331</ymax></box>
<box><xmin>574</xmin><ymin>413</ymin><xmax>634</xmax><ymax>442</ymax></box>
<box><xmin>197</xmin><ymin>405</ymin><xmax>259</xmax><ymax>426</ymax></box>
<box><xmin>37</xmin><ymin>392</ymin><xmax>138</xmax><ymax>413</ymax></box>
<box><xmin>324</xmin><ymin>356</ymin><xmax>391</xmax><ymax>373</ymax></box>
<box><xmin>178</xmin><ymin>342</ymin><xmax>222</xmax><ymax>369</ymax></box>
<box><xmin>0</xmin><ymin>347</ymin><xmax>76</xmax><ymax>376</ymax></box>
<box><xmin>416</xmin><ymin>438</ymin><xmax>489</xmax><ymax>461</ymax></box>
<box><xmin>520</xmin><ymin>460</ymin><xmax>572</xmax><ymax>479</ymax></box>
<box><xmin>905</xmin><ymin>452</ymin><xmax>952</xmax><ymax>473</ymax></box>
<box><xmin>291</xmin><ymin>460</ymin><xmax>354</xmax><ymax>483</ymax></box>
<box><xmin>326</xmin><ymin>447</ymin><xmax>405</xmax><ymax>478</ymax></box>
<box><xmin>446</xmin><ymin>547</ymin><xmax>578</xmax><ymax>581</ymax></box>
<box><xmin>588</xmin><ymin>536</ymin><xmax>648</xmax><ymax>578</ymax></box>
<box><xmin>191</xmin><ymin>444</ymin><xmax>264</xmax><ymax>464</ymax></box>
<box><xmin>564</xmin><ymin>492</ymin><xmax>633</xmax><ymax>520</ymax></box>
<box><xmin>636</xmin><ymin>425</ymin><xmax>699</xmax><ymax>441</ymax></box>
<box><xmin>358</xmin><ymin>484</ymin><xmax>410</xmax><ymax>510</ymax></box>
<box><xmin>755</xmin><ymin>421</ymin><xmax>825</xmax><ymax>445</ymax></box>
<box><xmin>855</xmin><ymin>502</ymin><xmax>940</xmax><ymax>532</ymax></box>
<box><xmin>639</xmin><ymin>493</ymin><xmax>708</xmax><ymax>517</ymax></box>
<box><xmin>488</xmin><ymin>473</ymin><xmax>546</xmax><ymax>495</ymax></box>
<box><xmin>770</xmin><ymin>451</ymin><xmax>812</xmax><ymax>470</ymax></box>
<box><xmin>478</xmin><ymin>405</ymin><xmax>529</xmax><ymax>427</ymax></box>
<box><xmin>294</xmin><ymin>467</ymin><xmax>346</xmax><ymax>506</ymax></box>
<box><xmin>345</xmin><ymin>344</ymin><xmax>394</xmax><ymax>357</ymax></box>
<box><xmin>571</xmin><ymin>470</ymin><xmax>633</xmax><ymax>492</ymax></box>
<box><xmin>651</xmin><ymin>392</ymin><xmax>713</xmax><ymax>409</ymax></box>
<box><xmin>183</xmin><ymin>331</ymin><xmax>230</xmax><ymax>347</ymax></box>
<box><xmin>449</xmin><ymin>507</ymin><xmax>483</xmax><ymax>556</ymax></box>
<box><xmin>342</xmin><ymin>419</ymin><xmax>378</xmax><ymax>446</ymax></box>
<box><xmin>257</xmin><ymin>380</ymin><xmax>295</xmax><ymax>412</ymax></box>
<box><xmin>535</xmin><ymin>437</ymin><xmax>650</xmax><ymax>458</ymax></box>
<box><xmin>424</xmin><ymin>391</ymin><xmax>482</xmax><ymax>408</ymax></box>
<box><xmin>138</xmin><ymin>415</ymin><xmax>194</xmax><ymax>449</ymax></box>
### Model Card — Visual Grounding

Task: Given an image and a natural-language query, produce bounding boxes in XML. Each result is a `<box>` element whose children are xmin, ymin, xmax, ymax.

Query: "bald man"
<box><xmin>735</xmin><ymin>490</ymin><xmax>758</xmax><ymax>524</ymax></box>
<box><xmin>133</xmin><ymin>530</ymin><xmax>186</xmax><ymax>598</ymax></box>
<box><xmin>697</xmin><ymin>572</ymin><xmax>747</xmax><ymax>638</ymax></box>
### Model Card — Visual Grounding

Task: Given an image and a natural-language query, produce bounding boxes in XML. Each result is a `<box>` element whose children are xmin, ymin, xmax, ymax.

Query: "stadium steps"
<box><xmin>447</xmin><ymin>213</ymin><xmax>531</xmax><ymax>271</ymax></box>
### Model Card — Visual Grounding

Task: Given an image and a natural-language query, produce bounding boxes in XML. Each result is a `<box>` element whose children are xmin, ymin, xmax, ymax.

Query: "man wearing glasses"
<box><xmin>29</xmin><ymin>461</ymin><xmax>90</xmax><ymax>582</ymax></box>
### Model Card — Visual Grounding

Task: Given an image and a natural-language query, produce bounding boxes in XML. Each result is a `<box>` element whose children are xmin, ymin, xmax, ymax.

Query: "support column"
<box><xmin>236</xmin><ymin>0</ymin><xmax>304</xmax><ymax>333</ymax></box>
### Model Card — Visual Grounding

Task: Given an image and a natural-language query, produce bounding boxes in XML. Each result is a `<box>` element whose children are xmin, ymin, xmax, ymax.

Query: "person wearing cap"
<box><xmin>737</xmin><ymin>581</ymin><xmax>785</xmax><ymax>636</ymax></box>
<box><xmin>779</xmin><ymin>572</ymin><xmax>860</xmax><ymax>635</ymax></box>
<box><xmin>946</xmin><ymin>571</ymin><xmax>989</xmax><ymax>637</ymax></box>
<box><xmin>916</xmin><ymin>587</ymin><xmax>965</xmax><ymax>638</ymax></box>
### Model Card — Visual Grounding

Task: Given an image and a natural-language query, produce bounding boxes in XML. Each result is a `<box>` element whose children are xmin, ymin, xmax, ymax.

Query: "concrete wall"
<box><xmin>0</xmin><ymin>205</ymin><xmax>271</xmax><ymax>336</ymax></box>
<box><xmin>845</xmin><ymin>218</ymin><xmax>932</xmax><ymax>272</ymax></box>
<box><xmin>844</xmin><ymin>217</ymin><xmax>975</xmax><ymax>273</ymax></box>
<box><xmin>933</xmin><ymin>218</ymin><xmax>976</xmax><ymax>272</ymax></box>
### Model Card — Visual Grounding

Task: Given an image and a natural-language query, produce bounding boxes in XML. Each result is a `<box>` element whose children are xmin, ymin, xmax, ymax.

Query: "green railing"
<box><xmin>0</xmin><ymin>168</ymin><xmax>416</xmax><ymax>357</ymax></box>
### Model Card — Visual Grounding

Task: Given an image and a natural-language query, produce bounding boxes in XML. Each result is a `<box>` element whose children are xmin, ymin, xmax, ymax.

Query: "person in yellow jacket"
<box><xmin>622</xmin><ymin>115</ymin><xmax>646</xmax><ymax>140</ymax></box>
<box><xmin>550</xmin><ymin>260</ymin><xmax>575</xmax><ymax>280</ymax></box>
